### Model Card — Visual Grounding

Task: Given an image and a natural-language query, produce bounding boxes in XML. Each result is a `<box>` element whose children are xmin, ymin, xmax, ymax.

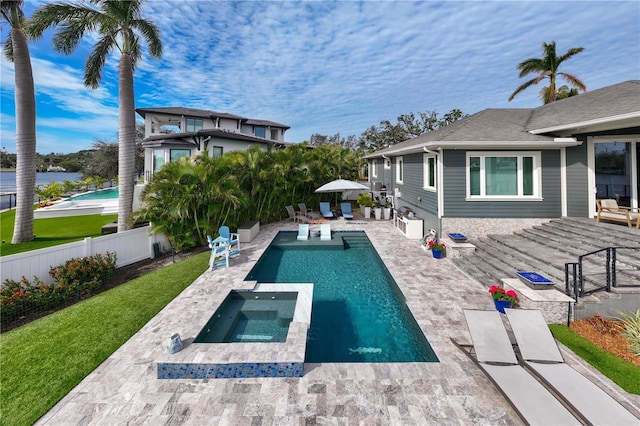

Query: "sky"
<box><xmin>1</xmin><ymin>1</ymin><xmax>639</xmax><ymax>154</ymax></box>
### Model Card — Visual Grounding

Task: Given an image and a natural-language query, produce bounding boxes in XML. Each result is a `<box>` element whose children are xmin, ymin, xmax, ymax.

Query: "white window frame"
<box><xmin>384</xmin><ymin>158</ymin><xmax>391</xmax><ymax>169</ymax></box>
<box><xmin>423</xmin><ymin>154</ymin><xmax>436</xmax><ymax>191</ymax></box>
<box><xmin>466</xmin><ymin>151</ymin><xmax>542</xmax><ymax>201</ymax></box>
<box><xmin>396</xmin><ymin>156</ymin><xmax>404</xmax><ymax>184</ymax></box>
<box><xmin>371</xmin><ymin>160</ymin><xmax>377</xmax><ymax>178</ymax></box>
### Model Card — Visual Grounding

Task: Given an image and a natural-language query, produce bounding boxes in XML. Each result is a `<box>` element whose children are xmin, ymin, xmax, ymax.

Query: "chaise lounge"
<box><xmin>455</xmin><ymin>310</ymin><xmax>582</xmax><ymax>425</ymax></box>
<box><xmin>505</xmin><ymin>308</ymin><xmax>639</xmax><ymax>425</ymax></box>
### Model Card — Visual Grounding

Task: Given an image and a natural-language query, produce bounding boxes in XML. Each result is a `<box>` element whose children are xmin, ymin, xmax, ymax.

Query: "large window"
<box><xmin>170</xmin><ymin>149</ymin><xmax>191</xmax><ymax>162</ymax></box>
<box><xmin>467</xmin><ymin>151</ymin><xmax>541</xmax><ymax>199</ymax></box>
<box><xmin>212</xmin><ymin>146</ymin><xmax>223</xmax><ymax>157</ymax></box>
<box><xmin>396</xmin><ymin>157</ymin><xmax>403</xmax><ymax>184</ymax></box>
<box><xmin>270</xmin><ymin>128</ymin><xmax>279</xmax><ymax>140</ymax></box>
<box><xmin>153</xmin><ymin>150</ymin><xmax>165</xmax><ymax>173</ymax></box>
<box><xmin>255</xmin><ymin>126</ymin><xmax>266</xmax><ymax>138</ymax></box>
<box><xmin>370</xmin><ymin>160</ymin><xmax>377</xmax><ymax>178</ymax></box>
<box><xmin>423</xmin><ymin>154</ymin><xmax>436</xmax><ymax>190</ymax></box>
<box><xmin>185</xmin><ymin>118</ymin><xmax>203</xmax><ymax>132</ymax></box>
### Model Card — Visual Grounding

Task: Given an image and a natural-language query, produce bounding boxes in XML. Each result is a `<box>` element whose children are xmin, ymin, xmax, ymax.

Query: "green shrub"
<box><xmin>1</xmin><ymin>252</ymin><xmax>117</xmax><ymax>328</ymax></box>
<box><xmin>619</xmin><ymin>309</ymin><xmax>640</xmax><ymax>357</ymax></box>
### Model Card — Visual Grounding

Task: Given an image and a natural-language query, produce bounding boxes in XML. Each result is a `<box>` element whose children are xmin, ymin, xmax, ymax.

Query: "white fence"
<box><xmin>1</xmin><ymin>225</ymin><xmax>171</xmax><ymax>284</ymax></box>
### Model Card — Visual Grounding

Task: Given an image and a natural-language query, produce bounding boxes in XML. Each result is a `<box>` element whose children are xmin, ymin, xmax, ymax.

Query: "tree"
<box><xmin>508</xmin><ymin>41</ymin><xmax>586</xmax><ymax>104</ymax></box>
<box><xmin>2</xmin><ymin>0</ymin><xmax>37</xmax><ymax>244</ymax></box>
<box><xmin>29</xmin><ymin>0</ymin><xmax>162</xmax><ymax>232</ymax></box>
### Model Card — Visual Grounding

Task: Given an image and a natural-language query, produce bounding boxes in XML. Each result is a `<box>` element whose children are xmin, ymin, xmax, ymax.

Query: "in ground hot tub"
<box><xmin>194</xmin><ymin>290</ymin><xmax>297</xmax><ymax>343</ymax></box>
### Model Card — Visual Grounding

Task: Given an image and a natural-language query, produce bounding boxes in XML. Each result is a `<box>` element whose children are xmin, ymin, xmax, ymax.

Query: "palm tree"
<box><xmin>508</xmin><ymin>41</ymin><xmax>586</xmax><ymax>104</ymax></box>
<box><xmin>2</xmin><ymin>0</ymin><xmax>37</xmax><ymax>244</ymax></box>
<box><xmin>29</xmin><ymin>0</ymin><xmax>162</xmax><ymax>232</ymax></box>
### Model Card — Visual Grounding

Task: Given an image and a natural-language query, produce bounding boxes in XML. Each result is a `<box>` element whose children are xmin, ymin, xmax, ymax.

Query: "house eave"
<box><xmin>364</xmin><ymin>139</ymin><xmax>581</xmax><ymax>158</ymax></box>
<box><xmin>528</xmin><ymin>112</ymin><xmax>640</xmax><ymax>135</ymax></box>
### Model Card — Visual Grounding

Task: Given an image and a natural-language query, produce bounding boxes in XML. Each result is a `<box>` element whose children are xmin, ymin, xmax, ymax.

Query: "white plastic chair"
<box><xmin>297</xmin><ymin>223</ymin><xmax>310</xmax><ymax>240</ymax></box>
<box><xmin>207</xmin><ymin>235</ymin><xmax>230</xmax><ymax>270</ymax></box>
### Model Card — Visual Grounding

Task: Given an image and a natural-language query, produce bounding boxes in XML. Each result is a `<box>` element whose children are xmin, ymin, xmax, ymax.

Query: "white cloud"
<box><xmin>2</xmin><ymin>0</ymin><xmax>639</xmax><ymax>151</ymax></box>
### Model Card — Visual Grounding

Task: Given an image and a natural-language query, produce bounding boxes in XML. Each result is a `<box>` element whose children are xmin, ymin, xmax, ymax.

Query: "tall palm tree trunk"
<box><xmin>11</xmin><ymin>27</ymin><xmax>36</xmax><ymax>244</ymax></box>
<box><xmin>117</xmin><ymin>54</ymin><xmax>135</xmax><ymax>232</ymax></box>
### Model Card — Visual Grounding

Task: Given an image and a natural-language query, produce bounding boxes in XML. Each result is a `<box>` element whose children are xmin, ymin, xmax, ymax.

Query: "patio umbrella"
<box><xmin>314</xmin><ymin>179</ymin><xmax>370</xmax><ymax>193</ymax></box>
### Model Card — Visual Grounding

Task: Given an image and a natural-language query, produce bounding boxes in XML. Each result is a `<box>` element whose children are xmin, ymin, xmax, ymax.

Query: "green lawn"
<box><xmin>550</xmin><ymin>324</ymin><xmax>640</xmax><ymax>394</ymax></box>
<box><xmin>0</xmin><ymin>210</ymin><xmax>117</xmax><ymax>256</ymax></box>
<box><xmin>0</xmin><ymin>251</ymin><xmax>209</xmax><ymax>426</ymax></box>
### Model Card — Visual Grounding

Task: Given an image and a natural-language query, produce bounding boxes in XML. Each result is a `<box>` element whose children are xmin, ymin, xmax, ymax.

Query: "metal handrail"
<box><xmin>564</xmin><ymin>246</ymin><xmax>640</xmax><ymax>299</ymax></box>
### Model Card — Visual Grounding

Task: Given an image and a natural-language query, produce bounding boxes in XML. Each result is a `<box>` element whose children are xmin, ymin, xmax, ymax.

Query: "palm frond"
<box><xmin>84</xmin><ymin>33</ymin><xmax>115</xmax><ymax>88</ymax></box>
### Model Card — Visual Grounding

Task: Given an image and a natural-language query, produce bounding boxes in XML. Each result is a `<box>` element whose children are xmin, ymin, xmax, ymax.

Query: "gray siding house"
<box><xmin>364</xmin><ymin>80</ymin><xmax>640</xmax><ymax>239</ymax></box>
<box><xmin>136</xmin><ymin>107</ymin><xmax>290</xmax><ymax>182</ymax></box>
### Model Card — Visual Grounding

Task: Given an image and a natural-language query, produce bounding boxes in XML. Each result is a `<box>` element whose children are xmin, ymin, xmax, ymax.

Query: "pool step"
<box><xmin>342</xmin><ymin>235</ymin><xmax>370</xmax><ymax>249</ymax></box>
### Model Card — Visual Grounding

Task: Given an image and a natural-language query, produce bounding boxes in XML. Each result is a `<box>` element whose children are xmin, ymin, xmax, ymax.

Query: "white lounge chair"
<box><xmin>506</xmin><ymin>309</ymin><xmax>639</xmax><ymax>425</ymax></box>
<box><xmin>297</xmin><ymin>223</ymin><xmax>309</xmax><ymax>240</ymax></box>
<box><xmin>456</xmin><ymin>310</ymin><xmax>582</xmax><ymax>425</ymax></box>
<box><xmin>320</xmin><ymin>223</ymin><xmax>331</xmax><ymax>240</ymax></box>
<box><xmin>207</xmin><ymin>235</ymin><xmax>229</xmax><ymax>270</ymax></box>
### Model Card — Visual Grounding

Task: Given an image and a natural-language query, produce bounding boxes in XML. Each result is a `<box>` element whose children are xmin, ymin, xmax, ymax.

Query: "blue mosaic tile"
<box><xmin>157</xmin><ymin>361</ymin><xmax>304</xmax><ymax>379</ymax></box>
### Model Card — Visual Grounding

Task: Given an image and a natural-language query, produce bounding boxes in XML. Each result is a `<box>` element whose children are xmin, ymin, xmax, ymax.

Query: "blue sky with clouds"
<box><xmin>1</xmin><ymin>0</ymin><xmax>639</xmax><ymax>154</ymax></box>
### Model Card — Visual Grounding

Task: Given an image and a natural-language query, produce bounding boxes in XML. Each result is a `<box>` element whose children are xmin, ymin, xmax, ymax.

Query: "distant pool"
<box><xmin>245</xmin><ymin>231</ymin><xmax>438</xmax><ymax>363</ymax></box>
<box><xmin>65</xmin><ymin>188</ymin><xmax>118</xmax><ymax>201</ymax></box>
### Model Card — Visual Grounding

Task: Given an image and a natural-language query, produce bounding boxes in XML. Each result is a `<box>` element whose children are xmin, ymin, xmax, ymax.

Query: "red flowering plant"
<box><xmin>427</xmin><ymin>240</ymin><xmax>446</xmax><ymax>251</ymax></box>
<box><xmin>488</xmin><ymin>285</ymin><xmax>519</xmax><ymax>305</ymax></box>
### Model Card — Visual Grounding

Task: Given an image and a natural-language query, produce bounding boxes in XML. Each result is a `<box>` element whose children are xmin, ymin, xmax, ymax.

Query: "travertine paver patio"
<box><xmin>36</xmin><ymin>220</ymin><xmax>640</xmax><ymax>425</ymax></box>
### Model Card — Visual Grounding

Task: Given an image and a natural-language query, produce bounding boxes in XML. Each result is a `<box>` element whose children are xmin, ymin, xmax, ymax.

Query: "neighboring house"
<box><xmin>136</xmin><ymin>107</ymin><xmax>290</xmax><ymax>182</ymax></box>
<box><xmin>364</xmin><ymin>80</ymin><xmax>640</xmax><ymax>239</ymax></box>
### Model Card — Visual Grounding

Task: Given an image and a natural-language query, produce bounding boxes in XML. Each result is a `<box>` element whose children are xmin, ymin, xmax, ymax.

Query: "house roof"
<box><xmin>365</xmin><ymin>80</ymin><xmax>640</xmax><ymax>158</ymax></box>
<box><xmin>526</xmin><ymin>80</ymin><xmax>640</xmax><ymax>134</ymax></box>
<box><xmin>135</xmin><ymin>107</ymin><xmax>290</xmax><ymax>129</ymax></box>
<box><xmin>140</xmin><ymin>129</ymin><xmax>291</xmax><ymax>148</ymax></box>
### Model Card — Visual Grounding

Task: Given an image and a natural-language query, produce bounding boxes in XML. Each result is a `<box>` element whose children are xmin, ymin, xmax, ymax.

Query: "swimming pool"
<box><xmin>65</xmin><ymin>187</ymin><xmax>118</xmax><ymax>201</ymax></box>
<box><xmin>246</xmin><ymin>231</ymin><xmax>438</xmax><ymax>363</ymax></box>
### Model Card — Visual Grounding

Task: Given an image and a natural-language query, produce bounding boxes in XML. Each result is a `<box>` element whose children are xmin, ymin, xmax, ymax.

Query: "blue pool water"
<box><xmin>65</xmin><ymin>187</ymin><xmax>118</xmax><ymax>201</ymax></box>
<box><xmin>246</xmin><ymin>231</ymin><xmax>438</xmax><ymax>363</ymax></box>
<box><xmin>195</xmin><ymin>291</ymin><xmax>297</xmax><ymax>343</ymax></box>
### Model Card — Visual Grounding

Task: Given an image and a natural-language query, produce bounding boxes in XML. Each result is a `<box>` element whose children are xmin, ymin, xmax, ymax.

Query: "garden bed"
<box><xmin>571</xmin><ymin>315</ymin><xmax>640</xmax><ymax>367</ymax></box>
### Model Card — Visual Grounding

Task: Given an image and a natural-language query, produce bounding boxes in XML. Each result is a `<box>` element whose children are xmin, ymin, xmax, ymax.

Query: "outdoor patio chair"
<box><xmin>505</xmin><ymin>309</ymin><xmax>639</xmax><ymax>425</ymax></box>
<box><xmin>596</xmin><ymin>199</ymin><xmax>640</xmax><ymax>229</ymax></box>
<box><xmin>207</xmin><ymin>235</ymin><xmax>229</xmax><ymax>270</ymax></box>
<box><xmin>453</xmin><ymin>310</ymin><xmax>582</xmax><ymax>425</ymax></box>
<box><xmin>319</xmin><ymin>202</ymin><xmax>334</xmax><ymax>219</ymax></box>
<box><xmin>298</xmin><ymin>203</ymin><xmax>320</xmax><ymax>219</ymax></box>
<box><xmin>285</xmin><ymin>205</ymin><xmax>308</xmax><ymax>223</ymax></box>
<box><xmin>297</xmin><ymin>223</ymin><xmax>310</xmax><ymax>240</ymax></box>
<box><xmin>340</xmin><ymin>202</ymin><xmax>354</xmax><ymax>219</ymax></box>
<box><xmin>218</xmin><ymin>225</ymin><xmax>240</xmax><ymax>256</ymax></box>
<box><xmin>320</xmin><ymin>223</ymin><xmax>331</xmax><ymax>240</ymax></box>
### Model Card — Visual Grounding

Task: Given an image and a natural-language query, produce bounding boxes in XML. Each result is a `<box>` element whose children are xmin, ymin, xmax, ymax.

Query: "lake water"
<box><xmin>0</xmin><ymin>171</ymin><xmax>83</xmax><ymax>209</ymax></box>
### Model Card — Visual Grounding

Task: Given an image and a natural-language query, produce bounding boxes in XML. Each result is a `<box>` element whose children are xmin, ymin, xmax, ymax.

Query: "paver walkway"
<box><xmin>36</xmin><ymin>220</ymin><xmax>640</xmax><ymax>425</ymax></box>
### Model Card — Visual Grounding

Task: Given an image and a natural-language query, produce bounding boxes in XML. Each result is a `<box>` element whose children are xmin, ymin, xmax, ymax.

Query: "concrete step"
<box><xmin>451</xmin><ymin>218</ymin><xmax>640</xmax><ymax>308</ymax></box>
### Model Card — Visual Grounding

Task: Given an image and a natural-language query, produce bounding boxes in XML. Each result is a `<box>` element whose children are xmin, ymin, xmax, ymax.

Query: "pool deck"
<box><xmin>36</xmin><ymin>219</ymin><xmax>640</xmax><ymax>425</ymax></box>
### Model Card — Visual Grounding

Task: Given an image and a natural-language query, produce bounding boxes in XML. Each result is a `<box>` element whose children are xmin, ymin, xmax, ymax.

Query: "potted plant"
<box><xmin>373</xmin><ymin>197</ymin><xmax>382</xmax><ymax>220</ymax></box>
<box><xmin>383</xmin><ymin>199</ymin><xmax>391</xmax><ymax>220</ymax></box>
<box><xmin>357</xmin><ymin>193</ymin><xmax>373</xmax><ymax>218</ymax></box>
<box><xmin>426</xmin><ymin>240</ymin><xmax>446</xmax><ymax>258</ymax></box>
<box><xmin>488</xmin><ymin>285</ymin><xmax>519</xmax><ymax>313</ymax></box>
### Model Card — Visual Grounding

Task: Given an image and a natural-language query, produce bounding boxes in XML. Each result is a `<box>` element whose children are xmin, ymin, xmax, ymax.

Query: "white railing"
<box><xmin>0</xmin><ymin>225</ymin><xmax>171</xmax><ymax>284</ymax></box>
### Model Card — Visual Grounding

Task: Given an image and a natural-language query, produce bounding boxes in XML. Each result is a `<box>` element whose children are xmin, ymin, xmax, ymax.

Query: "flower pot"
<box><xmin>364</xmin><ymin>206</ymin><xmax>371</xmax><ymax>218</ymax></box>
<box><xmin>374</xmin><ymin>208</ymin><xmax>382</xmax><ymax>220</ymax></box>
<box><xmin>360</xmin><ymin>205</ymin><xmax>365</xmax><ymax>215</ymax></box>
<box><xmin>431</xmin><ymin>249</ymin><xmax>443</xmax><ymax>259</ymax></box>
<box><xmin>494</xmin><ymin>299</ymin><xmax>512</xmax><ymax>314</ymax></box>
<box><xmin>383</xmin><ymin>207</ymin><xmax>391</xmax><ymax>220</ymax></box>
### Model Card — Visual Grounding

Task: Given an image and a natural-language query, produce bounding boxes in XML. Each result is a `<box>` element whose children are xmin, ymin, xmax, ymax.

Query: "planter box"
<box><xmin>516</xmin><ymin>271</ymin><xmax>554</xmax><ymax>290</ymax></box>
<box><xmin>238</xmin><ymin>220</ymin><xmax>260</xmax><ymax>243</ymax></box>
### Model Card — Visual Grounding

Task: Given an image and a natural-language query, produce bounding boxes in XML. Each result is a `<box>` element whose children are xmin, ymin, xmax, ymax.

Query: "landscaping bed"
<box><xmin>571</xmin><ymin>315</ymin><xmax>640</xmax><ymax>367</ymax></box>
